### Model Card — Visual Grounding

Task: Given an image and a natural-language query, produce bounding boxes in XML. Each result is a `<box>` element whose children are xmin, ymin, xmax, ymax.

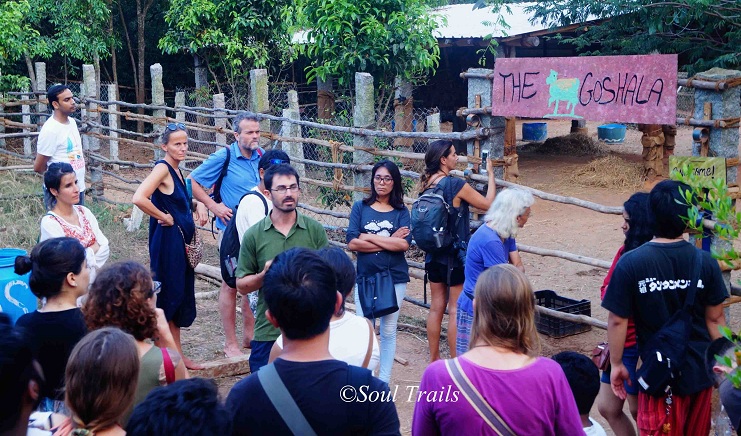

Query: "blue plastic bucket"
<box><xmin>0</xmin><ymin>248</ymin><xmax>36</xmax><ymax>324</ymax></box>
<box><xmin>522</xmin><ymin>122</ymin><xmax>548</xmax><ymax>141</ymax></box>
<box><xmin>597</xmin><ymin>124</ymin><xmax>626</xmax><ymax>143</ymax></box>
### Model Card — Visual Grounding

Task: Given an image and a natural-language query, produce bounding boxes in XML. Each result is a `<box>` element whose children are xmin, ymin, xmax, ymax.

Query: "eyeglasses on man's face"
<box><xmin>271</xmin><ymin>184</ymin><xmax>301</xmax><ymax>194</ymax></box>
<box><xmin>373</xmin><ymin>175</ymin><xmax>393</xmax><ymax>184</ymax></box>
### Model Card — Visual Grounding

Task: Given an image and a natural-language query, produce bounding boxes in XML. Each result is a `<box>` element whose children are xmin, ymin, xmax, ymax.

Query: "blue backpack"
<box><xmin>411</xmin><ymin>177</ymin><xmax>456</xmax><ymax>255</ymax></box>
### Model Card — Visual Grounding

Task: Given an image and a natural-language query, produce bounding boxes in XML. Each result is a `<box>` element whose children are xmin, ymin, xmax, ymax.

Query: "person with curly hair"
<box><xmin>82</xmin><ymin>261</ymin><xmax>187</xmax><ymax>420</ymax></box>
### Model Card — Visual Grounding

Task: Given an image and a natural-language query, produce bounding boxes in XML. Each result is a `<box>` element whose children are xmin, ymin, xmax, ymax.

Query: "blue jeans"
<box><xmin>355</xmin><ymin>282</ymin><xmax>406</xmax><ymax>383</ymax></box>
<box><xmin>601</xmin><ymin>344</ymin><xmax>640</xmax><ymax>396</ymax></box>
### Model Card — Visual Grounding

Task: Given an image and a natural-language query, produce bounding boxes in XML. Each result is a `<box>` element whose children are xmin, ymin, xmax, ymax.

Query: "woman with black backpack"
<box><xmin>419</xmin><ymin>140</ymin><xmax>496</xmax><ymax>362</ymax></box>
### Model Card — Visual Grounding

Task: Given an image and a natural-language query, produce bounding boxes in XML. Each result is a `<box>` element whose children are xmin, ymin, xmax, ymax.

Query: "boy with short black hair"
<box><xmin>553</xmin><ymin>351</ymin><xmax>607</xmax><ymax>436</ymax></box>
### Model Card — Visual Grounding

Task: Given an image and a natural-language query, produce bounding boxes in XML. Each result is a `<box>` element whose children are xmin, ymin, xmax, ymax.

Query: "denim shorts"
<box><xmin>601</xmin><ymin>344</ymin><xmax>639</xmax><ymax>396</ymax></box>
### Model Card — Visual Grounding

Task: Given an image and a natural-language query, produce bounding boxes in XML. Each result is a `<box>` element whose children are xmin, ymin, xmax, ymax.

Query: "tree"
<box><xmin>481</xmin><ymin>0</ymin><xmax>741</xmax><ymax>73</ymax></box>
<box><xmin>0</xmin><ymin>0</ymin><xmax>43</xmax><ymax>92</ymax></box>
<box><xmin>283</xmin><ymin>0</ymin><xmax>441</xmax><ymax>118</ymax></box>
<box><xmin>159</xmin><ymin>0</ymin><xmax>291</xmax><ymax>104</ymax></box>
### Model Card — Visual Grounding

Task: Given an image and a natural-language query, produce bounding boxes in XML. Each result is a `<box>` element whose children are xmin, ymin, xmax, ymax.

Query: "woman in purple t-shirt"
<box><xmin>412</xmin><ymin>264</ymin><xmax>583</xmax><ymax>435</ymax></box>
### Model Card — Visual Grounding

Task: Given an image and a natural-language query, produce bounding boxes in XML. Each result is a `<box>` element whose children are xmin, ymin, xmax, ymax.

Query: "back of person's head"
<box><xmin>0</xmin><ymin>313</ymin><xmax>44</xmax><ymax>433</ymax></box>
<box><xmin>649</xmin><ymin>180</ymin><xmax>693</xmax><ymax>239</ymax></box>
<box><xmin>14</xmin><ymin>237</ymin><xmax>86</xmax><ymax>299</ymax></box>
<box><xmin>470</xmin><ymin>264</ymin><xmax>539</xmax><ymax>355</ymax></box>
<box><xmin>44</xmin><ymin>162</ymin><xmax>76</xmax><ymax>192</ymax></box>
<box><xmin>552</xmin><ymin>351</ymin><xmax>600</xmax><ymax>416</ymax></box>
<box><xmin>623</xmin><ymin>192</ymin><xmax>653</xmax><ymax>252</ymax></box>
<box><xmin>65</xmin><ymin>328</ymin><xmax>139</xmax><ymax>433</ymax></box>
<box><xmin>484</xmin><ymin>187</ymin><xmax>535</xmax><ymax>239</ymax></box>
<box><xmin>263</xmin><ymin>247</ymin><xmax>338</xmax><ymax>340</ymax></box>
<box><xmin>127</xmin><ymin>378</ymin><xmax>232</xmax><ymax>436</ymax></box>
<box><xmin>258</xmin><ymin>149</ymin><xmax>291</xmax><ymax>172</ymax></box>
<box><xmin>318</xmin><ymin>247</ymin><xmax>356</xmax><ymax>297</ymax></box>
<box><xmin>47</xmin><ymin>84</ymin><xmax>70</xmax><ymax>107</ymax></box>
<box><xmin>83</xmin><ymin>261</ymin><xmax>157</xmax><ymax>341</ymax></box>
<box><xmin>264</xmin><ymin>163</ymin><xmax>300</xmax><ymax>191</ymax></box>
<box><xmin>420</xmin><ymin>140</ymin><xmax>453</xmax><ymax>192</ymax></box>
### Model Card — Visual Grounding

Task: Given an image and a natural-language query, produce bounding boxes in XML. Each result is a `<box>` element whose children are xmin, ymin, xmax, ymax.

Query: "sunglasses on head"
<box><xmin>166</xmin><ymin>123</ymin><xmax>186</xmax><ymax>131</ymax></box>
<box><xmin>266</xmin><ymin>158</ymin><xmax>287</xmax><ymax>165</ymax></box>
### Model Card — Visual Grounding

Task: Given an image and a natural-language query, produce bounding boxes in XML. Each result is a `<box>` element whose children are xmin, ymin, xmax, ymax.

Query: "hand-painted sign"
<box><xmin>491</xmin><ymin>55</ymin><xmax>678</xmax><ymax>124</ymax></box>
<box><xmin>669</xmin><ymin>156</ymin><xmax>727</xmax><ymax>188</ymax></box>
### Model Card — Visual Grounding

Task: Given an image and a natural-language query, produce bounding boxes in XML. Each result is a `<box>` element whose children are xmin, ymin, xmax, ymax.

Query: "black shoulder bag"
<box><xmin>209</xmin><ymin>147</ymin><xmax>231</xmax><ymax>238</ymax></box>
<box><xmin>636</xmin><ymin>250</ymin><xmax>702</xmax><ymax>397</ymax></box>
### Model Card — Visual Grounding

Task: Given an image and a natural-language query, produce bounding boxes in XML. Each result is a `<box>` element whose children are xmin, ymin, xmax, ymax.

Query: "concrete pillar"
<box><xmin>693</xmin><ymin>68</ymin><xmax>741</xmax><ymax>298</ymax></box>
<box><xmin>175</xmin><ymin>92</ymin><xmax>186</xmax><ymax>122</ymax></box>
<box><xmin>107</xmin><ymin>84</ymin><xmax>119</xmax><ymax>168</ymax></box>
<box><xmin>35</xmin><ymin>62</ymin><xmax>47</xmax><ymax>124</ymax></box>
<box><xmin>426</xmin><ymin>112</ymin><xmax>440</xmax><ymax>145</ymax></box>
<box><xmin>82</xmin><ymin>64</ymin><xmax>102</xmax><ymax>198</ymax></box>
<box><xmin>282</xmin><ymin>108</ymin><xmax>305</xmax><ymax>177</ymax></box>
<box><xmin>287</xmin><ymin>90</ymin><xmax>299</xmax><ymax>113</ymax></box>
<box><xmin>214</xmin><ymin>93</ymin><xmax>226</xmax><ymax>145</ymax></box>
<box><xmin>353</xmin><ymin>72</ymin><xmax>375</xmax><ymax>202</ymax></box>
<box><xmin>150</xmin><ymin>63</ymin><xmax>165</xmax><ymax>160</ymax></box>
<box><xmin>250</xmin><ymin>69</ymin><xmax>270</xmax><ymax>148</ymax></box>
<box><xmin>466</xmin><ymin>67</ymin><xmax>504</xmax><ymax>180</ymax></box>
<box><xmin>22</xmin><ymin>91</ymin><xmax>31</xmax><ymax>156</ymax></box>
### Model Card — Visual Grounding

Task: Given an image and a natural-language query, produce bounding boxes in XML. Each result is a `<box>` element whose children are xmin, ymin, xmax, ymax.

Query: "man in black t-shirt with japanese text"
<box><xmin>603</xmin><ymin>180</ymin><xmax>727</xmax><ymax>436</ymax></box>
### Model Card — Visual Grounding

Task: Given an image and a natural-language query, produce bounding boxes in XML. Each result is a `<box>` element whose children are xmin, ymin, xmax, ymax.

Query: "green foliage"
<box><xmin>482</xmin><ymin>0</ymin><xmax>741</xmax><ymax>73</ymax></box>
<box><xmin>159</xmin><ymin>0</ymin><xmax>291</xmax><ymax>89</ymax></box>
<box><xmin>284</xmin><ymin>0</ymin><xmax>441</xmax><ymax>87</ymax></box>
<box><xmin>671</xmin><ymin>163</ymin><xmax>741</xmax><ymax>265</ymax></box>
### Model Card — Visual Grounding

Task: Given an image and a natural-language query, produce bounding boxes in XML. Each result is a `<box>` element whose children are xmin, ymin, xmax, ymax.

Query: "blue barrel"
<box><xmin>597</xmin><ymin>124</ymin><xmax>626</xmax><ymax>143</ymax></box>
<box><xmin>522</xmin><ymin>122</ymin><xmax>548</xmax><ymax>141</ymax></box>
<box><xmin>0</xmin><ymin>248</ymin><xmax>37</xmax><ymax>324</ymax></box>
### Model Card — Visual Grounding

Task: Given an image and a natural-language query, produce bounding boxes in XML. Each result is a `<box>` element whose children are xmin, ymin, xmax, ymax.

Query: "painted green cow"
<box><xmin>546</xmin><ymin>70</ymin><xmax>579</xmax><ymax>116</ymax></box>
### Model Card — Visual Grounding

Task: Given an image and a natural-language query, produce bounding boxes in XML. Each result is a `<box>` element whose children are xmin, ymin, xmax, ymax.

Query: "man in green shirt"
<box><xmin>236</xmin><ymin>164</ymin><xmax>328</xmax><ymax>372</ymax></box>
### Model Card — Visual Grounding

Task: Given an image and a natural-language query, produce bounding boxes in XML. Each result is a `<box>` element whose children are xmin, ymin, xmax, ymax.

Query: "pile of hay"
<box><xmin>521</xmin><ymin>133</ymin><xmax>606</xmax><ymax>156</ymax></box>
<box><xmin>568</xmin><ymin>155</ymin><xmax>644</xmax><ymax>190</ymax></box>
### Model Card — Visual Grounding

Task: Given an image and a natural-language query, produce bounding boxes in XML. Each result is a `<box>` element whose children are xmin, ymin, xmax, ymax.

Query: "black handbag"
<box><xmin>636</xmin><ymin>250</ymin><xmax>702</xmax><ymax>397</ymax></box>
<box><xmin>357</xmin><ymin>270</ymin><xmax>398</xmax><ymax>320</ymax></box>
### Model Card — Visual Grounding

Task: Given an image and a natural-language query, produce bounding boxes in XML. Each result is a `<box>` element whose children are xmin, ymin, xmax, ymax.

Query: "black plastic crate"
<box><xmin>534</xmin><ymin>290</ymin><xmax>592</xmax><ymax>338</ymax></box>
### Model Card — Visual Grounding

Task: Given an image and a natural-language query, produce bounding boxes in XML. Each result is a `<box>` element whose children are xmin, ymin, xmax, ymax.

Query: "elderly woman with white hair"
<box><xmin>455</xmin><ymin>187</ymin><xmax>535</xmax><ymax>355</ymax></box>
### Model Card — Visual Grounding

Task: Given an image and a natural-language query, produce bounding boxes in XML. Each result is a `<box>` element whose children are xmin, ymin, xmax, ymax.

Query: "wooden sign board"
<box><xmin>669</xmin><ymin>156</ymin><xmax>727</xmax><ymax>188</ymax></box>
<box><xmin>491</xmin><ymin>54</ymin><xmax>678</xmax><ymax>124</ymax></box>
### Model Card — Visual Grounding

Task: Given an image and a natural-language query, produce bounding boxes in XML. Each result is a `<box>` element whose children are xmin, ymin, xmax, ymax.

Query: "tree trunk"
<box><xmin>135</xmin><ymin>0</ymin><xmax>147</xmax><ymax>133</ymax></box>
<box><xmin>24</xmin><ymin>53</ymin><xmax>37</xmax><ymax>93</ymax></box>
<box><xmin>193</xmin><ymin>52</ymin><xmax>210</xmax><ymax>143</ymax></box>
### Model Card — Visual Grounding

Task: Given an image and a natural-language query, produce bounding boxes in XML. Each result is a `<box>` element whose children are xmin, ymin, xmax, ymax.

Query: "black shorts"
<box><xmin>425</xmin><ymin>261</ymin><xmax>465</xmax><ymax>286</ymax></box>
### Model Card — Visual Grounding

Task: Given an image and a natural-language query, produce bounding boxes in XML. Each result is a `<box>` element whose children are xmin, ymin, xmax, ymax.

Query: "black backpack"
<box><xmin>219</xmin><ymin>191</ymin><xmax>269</xmax><ymax>288</ymax></box>
<box><xmin>411</xmin><ymin>177</ymin><xmax>456</xmax><ymax>255</ymax></box>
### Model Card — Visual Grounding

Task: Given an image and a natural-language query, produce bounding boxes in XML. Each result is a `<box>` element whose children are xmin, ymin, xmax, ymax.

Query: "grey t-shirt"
<box><xmin>346</xmin><ymin>201</ymin><xmax>411</xmax><ymax>284</ymax></box>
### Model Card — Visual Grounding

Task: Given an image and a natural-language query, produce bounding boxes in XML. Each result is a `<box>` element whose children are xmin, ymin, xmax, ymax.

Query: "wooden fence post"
<box><xmin>107</xmin><ymin>84</ymin><xmax>119</xmax><ymax>169</ymax></box>
<box><xmin>282</xmin><ymin>90</ymin><xmax>305</xmax><ymax>176</ymax></box>
<box><xmin>214</xmin><ymin>93</ymin><xmax>226</xmax><ymax>145</ymax></box>
<box><xmin>393</xmin><ymin>77</ymin><xmax>413</xmax><ymax>151</ymax></box>
<box><xmin>249</xmin><ymin>69</ymin><xmax>270</xmax><ymax>148</ymax></box>
<box><xmin>353</xmin><ymin>72</ymin><xmax>374</xmax><ymax>202</ymax></box>
<box><xmin>150</xmin><ymin>63</ymin><xmax>165</xmax><ymax>160</ymax></box>
<box><xmin>22</xmin><ymin>90</ymin><xmax>32</xmax><ymax>156</ymax></box>
<box><xmin>35</xmin><ymin>62</ymin><xmax>47</xmax><ymax>125</ymax></box>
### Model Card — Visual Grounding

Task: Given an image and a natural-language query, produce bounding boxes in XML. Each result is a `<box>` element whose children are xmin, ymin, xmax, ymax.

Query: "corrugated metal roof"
<box><xmin>432</xmin><ymin>3</ymin><xmax>544</xmax><ymax>39</ymax></box>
